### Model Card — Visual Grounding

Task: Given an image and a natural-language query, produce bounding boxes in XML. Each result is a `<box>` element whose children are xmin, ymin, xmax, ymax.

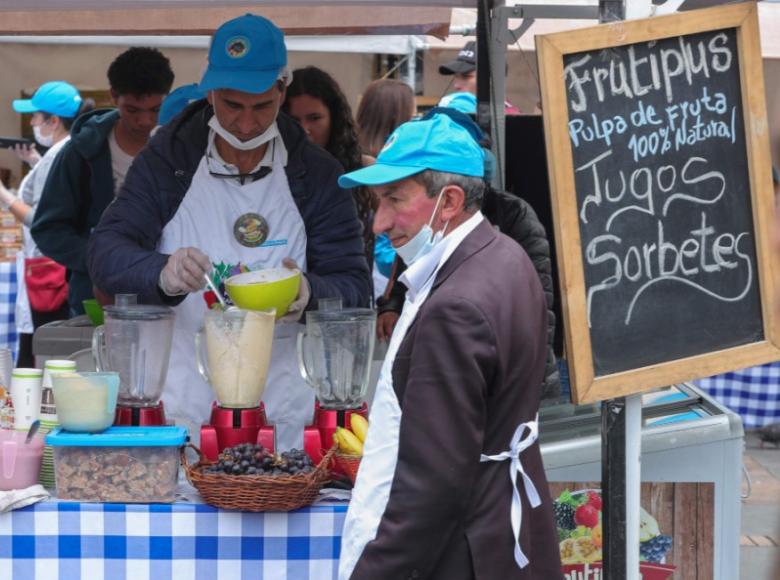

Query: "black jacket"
<box><xmin>378</xmin><ymin>187</ymin><xmax>560</xmax><ymax>399</ymax></box>
<box><xmin>31</xmin><ymin>109</ymin><xmax>119</xmax><ymax>314</ymax></box>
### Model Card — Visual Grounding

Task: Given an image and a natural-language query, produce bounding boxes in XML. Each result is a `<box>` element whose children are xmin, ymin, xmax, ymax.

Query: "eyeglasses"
<box><xmin>208</xmin><ymin>165</ymin><xmax>272</xmax><ymax>184</ymax></box>
<box><xmin>206</xmin><ymin>140</ymin><xmax>275</xmax><ymax>184</ymax></box>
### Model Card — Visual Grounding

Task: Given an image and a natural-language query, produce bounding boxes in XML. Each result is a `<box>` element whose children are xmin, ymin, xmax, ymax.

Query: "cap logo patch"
<box><xmin>380</xmin><ymin>132</ymin><xmax>398</xmax><ymax>154</ymax></box>
<box><xmin>226</xmin><ymin>36</ymin><xmax>250</xmax><ymax>59</ymax></box>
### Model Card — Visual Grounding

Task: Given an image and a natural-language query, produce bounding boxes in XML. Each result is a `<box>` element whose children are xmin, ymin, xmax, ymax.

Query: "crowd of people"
<box><xmin>1</xmin><ymin>13</ymin><xmax>563</xmax><ymax>578</ymax></box>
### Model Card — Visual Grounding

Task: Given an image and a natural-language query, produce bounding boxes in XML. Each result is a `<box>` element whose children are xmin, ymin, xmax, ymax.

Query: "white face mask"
<box><xmin>33</xmin><ymin>122</ymin><xmax>55</xmax><ymax>148</ymax></box>
<box><xmin>208</xmin><ymin>92</ymin><xmax>280</xmax><ymax>151</ymax></box>
<box><xmin>395</xmin><ymin>188</ymin><xmax>450</xmax><ymax>267</ymax></box>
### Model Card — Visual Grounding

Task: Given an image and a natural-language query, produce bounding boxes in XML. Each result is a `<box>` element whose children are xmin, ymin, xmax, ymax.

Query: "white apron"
<box><xmin>157</xmin><ymin>148</ymin><xmax>312</xmax><ymax>450</ymax></box>
<box><xmin>339</xmin><ymin>211</ymin><xmax>540</xmax><ymax>578</ymax></box>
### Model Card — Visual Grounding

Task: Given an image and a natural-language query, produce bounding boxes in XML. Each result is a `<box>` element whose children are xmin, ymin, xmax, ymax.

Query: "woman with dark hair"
<box><xmin>0</xmin><ymin>81</ymin><xmax>95</xmax><ymax>366</ymax></box>
<box><xmin>283</xmin><ymin>66</ymin><xmax>376</xmax><ymax>268</ymax></box>
<box><xmin>355</xmin><ymin>79</ymin><xmax>415</xmax><ymax>158</ymax></box>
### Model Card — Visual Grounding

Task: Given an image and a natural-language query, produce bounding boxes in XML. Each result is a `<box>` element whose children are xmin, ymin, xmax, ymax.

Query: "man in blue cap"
<box><xmin>87</xmin><ymin>14</ymin><xmax>370</xmax><ymax>449</ymax></box>
<box><xmin>338</xmin><ymin>114</ymin><xmax>561</xmax><ymax>579</ymax></box>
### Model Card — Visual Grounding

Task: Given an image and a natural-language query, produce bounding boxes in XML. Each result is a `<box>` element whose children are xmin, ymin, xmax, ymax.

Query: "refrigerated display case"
<box><xmin>539</xmin><ymin>383</ymin><xmax>743</xmax><ymax>580</ymax></box>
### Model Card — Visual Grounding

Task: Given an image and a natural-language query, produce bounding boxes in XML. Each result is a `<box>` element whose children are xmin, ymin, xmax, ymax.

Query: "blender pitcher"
<box><xmin>297</xmin><ymin>308</ymin><xmax>377</xmax><ymax>409</ymax></box>
<box><xmin>92</xmin><ymin>300</ymin><xmax>175</xmax><ymax>407</ymax></box>
<box><xmin>195</xmin><ymin>308</ymin><xmax>276</xmax><ymax>408</ymax></box>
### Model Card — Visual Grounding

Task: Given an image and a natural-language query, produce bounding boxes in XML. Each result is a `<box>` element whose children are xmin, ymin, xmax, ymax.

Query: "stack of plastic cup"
<box><xmin>10</xmin><ymin>368</ymin><xmax>43</xmax><ymax>431</ymax></box>
<box><xmin>39</xmin><ymin>360</ymin><xmax>76</xmax><ymax>488</ymax></box>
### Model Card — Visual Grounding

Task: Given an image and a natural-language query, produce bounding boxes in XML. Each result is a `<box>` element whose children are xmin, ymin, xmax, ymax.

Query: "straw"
<box><xmin>204</xmin><ymin>274</ymin><xmax>228</xmax><ymax>309</ymax></box>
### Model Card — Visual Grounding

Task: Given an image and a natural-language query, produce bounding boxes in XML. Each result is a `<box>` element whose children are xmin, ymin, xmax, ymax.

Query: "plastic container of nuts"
<box><xmin>46</xmin><ymin>426</ymin><xmax>187</xmax><ymax>503</ymax></box>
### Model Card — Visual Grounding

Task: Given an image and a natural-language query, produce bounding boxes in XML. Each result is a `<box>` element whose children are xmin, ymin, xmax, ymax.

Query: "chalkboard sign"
<box><xmin>536</xmin><ymin>3</ymin><xmax>779</xmax><ymax>404</ymax></box>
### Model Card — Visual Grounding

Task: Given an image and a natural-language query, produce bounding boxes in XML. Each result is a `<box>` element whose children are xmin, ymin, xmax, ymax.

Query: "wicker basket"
<box><xmin>182</xmin><ymin>444</ymin><xmax>335</xmax><ymax>512</ymax></box>
<box><xmin>335</xmin><ymin>452</ymin><xmax>362</xmax><ymax>484</ymax></box>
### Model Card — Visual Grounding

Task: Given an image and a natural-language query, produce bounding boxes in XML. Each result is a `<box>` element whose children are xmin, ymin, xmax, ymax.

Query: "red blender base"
<box><xmin>114</xmin><ymin>401</ymin><xmax>167</xmax><ymax>426</ymax></box>
<box><xmin>200</xmin><ymin>401</ymin><xmax>276</xmax><ymax>462</ymax></box>
<box><xmin>304</xmin><ymin>401</ymin><xmax>369</xmax><ymax>466</ymax></box>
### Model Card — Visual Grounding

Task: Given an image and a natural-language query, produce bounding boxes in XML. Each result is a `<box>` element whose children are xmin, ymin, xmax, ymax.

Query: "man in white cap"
<box><xmin>87</xmin><ymin>14</ymin><xmax>370</xmax><ymax>448</ymax></box>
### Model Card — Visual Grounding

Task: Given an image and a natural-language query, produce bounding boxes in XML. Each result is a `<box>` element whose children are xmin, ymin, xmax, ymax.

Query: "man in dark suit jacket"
<box><xmin>337</xmin><ymin>114</ymin><xmax>561</xmax><ymax>579</ymax></box>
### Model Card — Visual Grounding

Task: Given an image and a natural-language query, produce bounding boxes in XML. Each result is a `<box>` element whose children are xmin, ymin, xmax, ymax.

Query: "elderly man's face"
<box><xmin>208</xmin><ymin>85</ymin><xmax>284</xmax><ymax>144</ymax></box>
<box><xmin>372</xmin><ymin>177</ymin><xmax>441</xmax><ymax>248</ymax></box>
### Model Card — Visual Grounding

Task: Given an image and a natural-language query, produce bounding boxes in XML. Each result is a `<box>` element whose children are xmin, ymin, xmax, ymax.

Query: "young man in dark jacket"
<box><xmin>86</xmin><ymin>14</ymin><xmax>370</xmax><ymax>448</ymax></box>
<box><xmin>377</xmin><ymin>108</ymin><xmax>560</xmax><ymax>399</ymax></box>
<box><xmin>31</xmin><ymin>47</ymin><xmax>174</xmax><ymax>315</ymax></box>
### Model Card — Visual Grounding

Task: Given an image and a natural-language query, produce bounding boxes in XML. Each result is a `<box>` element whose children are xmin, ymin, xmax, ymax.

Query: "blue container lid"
<box><xmin>46</xmin><ymin>426</ymin><xmax>188</xmax><ymax>447</ymax></box>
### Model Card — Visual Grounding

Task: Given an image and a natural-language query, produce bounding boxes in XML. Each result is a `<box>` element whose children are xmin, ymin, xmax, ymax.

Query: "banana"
<box><xmin>336</xmin><ymin>426</ymin><xmax>364</xmax><ymax>456</ymax></box>
<box><xmin>350</xmin><ymin>414</ymin><xmax>369</xmax><ymax>443</ymax></box>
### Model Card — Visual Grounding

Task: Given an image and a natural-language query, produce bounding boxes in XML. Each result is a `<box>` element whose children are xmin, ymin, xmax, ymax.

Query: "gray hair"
<box><xmin>411</xmin><ymin>169</ymin><xmax>485</xmax><ymax>211</ymax></box>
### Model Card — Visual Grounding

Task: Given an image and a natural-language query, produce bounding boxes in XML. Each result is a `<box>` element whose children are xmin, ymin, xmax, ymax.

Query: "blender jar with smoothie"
<box><xmin>196</xmin><ymin>308</ymin><xmax>277</xmax><ymax>459</ymax></box>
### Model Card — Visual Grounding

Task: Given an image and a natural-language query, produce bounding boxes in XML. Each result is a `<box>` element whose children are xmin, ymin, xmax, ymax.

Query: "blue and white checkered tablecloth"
<box><xmin>0</xmin><ymin>261</ymin><xmax>17</xmax><ymax>359</ymax></box>
<box><xmin>694</xmin><ymin>361</ymin><xmax>780</xmax><ymax>428</ymax></box>
<box><xmin>0</xmin><ymin>500</ymin><xmax>348</xmax><ymax>580</ymax></box>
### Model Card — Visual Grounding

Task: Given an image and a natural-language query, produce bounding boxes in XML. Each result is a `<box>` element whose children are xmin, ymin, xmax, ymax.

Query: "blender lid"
<box><xmin>103</xmin><ymin>303</ymin><xmax>175</xmax><ymax>321</ymax></box>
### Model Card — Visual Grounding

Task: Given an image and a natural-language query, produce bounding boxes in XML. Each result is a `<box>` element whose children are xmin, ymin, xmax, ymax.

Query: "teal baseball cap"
<box><xmin>159</xmin><ymin>83</ymin><xmax>205</xmax><ymax>125</ymax></box>
<box><xmin>13</xmin><ymin>81</ymin><xmax>82</xmax><ymax>118</ymax></box>
<box><xmin>338</xmin><ymin>114</ymin><xmax>485</xmax><ymax>188</ymax></box>
<box><xmin>438</xmin><ymin>92</ymin><xmax>477</xmax><ymax>114</ymax></box>
<box><xmin>200</xmin><ymin>14</ymin><xmax>287</xmax><ymax>94</ymax></box>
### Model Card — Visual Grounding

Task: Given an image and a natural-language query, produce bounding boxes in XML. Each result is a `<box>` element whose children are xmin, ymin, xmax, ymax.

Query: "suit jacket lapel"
<box><xmin>431</xmin><ymin>218</ymin><xmax>496</xmax><ymax>292</ymax></box>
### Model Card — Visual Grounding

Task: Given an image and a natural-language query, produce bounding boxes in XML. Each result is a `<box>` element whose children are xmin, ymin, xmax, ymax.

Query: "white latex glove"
<box><xmin>159</xmin><ymin>247</ymin><xmax>211</xmax><ymax>296</ymax></box>
<box><xmin>280</xmin><ymin>257</ymin><xmax>311</xmax><ymax>323</ymax></box>
<box><xmin>12</xmin><ymin>144</ymin><xmax>41</xmax><ymax>168</ymax></box>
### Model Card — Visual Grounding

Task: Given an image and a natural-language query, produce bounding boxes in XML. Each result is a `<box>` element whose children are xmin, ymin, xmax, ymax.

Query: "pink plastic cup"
<box><xmin>0</xmin><ymin>429</ymin><xmax>45</xmax><ymax>490</ymax></box>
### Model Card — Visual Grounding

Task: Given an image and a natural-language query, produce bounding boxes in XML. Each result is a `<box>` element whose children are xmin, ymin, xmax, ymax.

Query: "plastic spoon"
<box><xmin>25</xmin><ymin>419</ymin><xmax>40</xmax><ymax>444</ymax></box>
<box><xmin>204</xmin><ymin>273</ymin><xmax>228</xmax><ymax>310</ymax></box>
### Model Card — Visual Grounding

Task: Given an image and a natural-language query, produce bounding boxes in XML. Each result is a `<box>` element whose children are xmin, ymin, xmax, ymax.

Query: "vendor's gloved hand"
<box><xmin>12</xmin><ymin>143</ymin><xmax>41</xmax><ymax>168</ymax></box>
<box><xmin>159</xmin><ymin>247</ymin><xmax>211</xmax><ymax>296</ymax></box>
<box><xmin>280</xmin><ymin>257</ymin><xmax>310</xmax><ymax>323</ymax></box>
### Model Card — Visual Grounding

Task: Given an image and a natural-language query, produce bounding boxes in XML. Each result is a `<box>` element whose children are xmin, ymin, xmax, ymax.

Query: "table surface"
<box><xmin>0</xmin><ymin>497</ymin><xmax>348</xmax><ymax>580</ymax></box>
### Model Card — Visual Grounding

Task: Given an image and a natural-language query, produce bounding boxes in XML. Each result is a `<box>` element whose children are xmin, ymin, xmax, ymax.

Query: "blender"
<box><xmin>297</xmin><ymin>307</ymin><xmax>376</xmax><ymax>463</ymax></box>
<box><xmin>196</xmin><ymin>307</ymin><xmax>276</xmax><ymax>461</ymax></box>
<box><xmin>92</xmin><ymin>295</ymin><xmax>174</xmax><ymax>426</ymax></box>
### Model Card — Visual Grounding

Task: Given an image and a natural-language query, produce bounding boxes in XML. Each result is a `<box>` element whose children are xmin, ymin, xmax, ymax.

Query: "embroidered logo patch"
<box><xmin>233</xmin><ymin>212</ymin><xmax>269</xmax><ymax>247</ymax></box>
<box><xmin>226</xmin><ymin>36</ymin><xmax>250</xmax><ymax>59</ymax></box>
<box><xmin>380</xmin><ymin>132</ymin><xmax>398</xmax><ymax>154</ymax></box>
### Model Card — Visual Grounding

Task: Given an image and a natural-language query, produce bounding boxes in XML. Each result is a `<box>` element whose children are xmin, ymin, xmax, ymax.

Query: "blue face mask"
<box><xmin>395</xmin><ymin>188</ymin><xmax>450</xmax><ymax>267</ymax></box>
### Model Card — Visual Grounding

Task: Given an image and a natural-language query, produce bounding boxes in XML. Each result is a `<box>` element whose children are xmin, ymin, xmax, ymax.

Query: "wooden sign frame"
<box><xmin>536</xmin><ymin>2</ymin><xmax>780</xmax><ymax>404</ymax></box>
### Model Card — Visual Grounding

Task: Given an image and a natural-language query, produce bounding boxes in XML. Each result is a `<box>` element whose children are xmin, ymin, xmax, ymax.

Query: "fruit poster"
<box><xmin>549</xmin><ymin>482</ymin><xmax>714</xmax><ymax>579</ymax></box>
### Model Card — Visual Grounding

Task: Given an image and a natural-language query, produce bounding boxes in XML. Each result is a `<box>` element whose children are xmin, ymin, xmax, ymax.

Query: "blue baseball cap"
<box><xmin>438</xmin><ymin>92</ymin><xmax>477</xmax><ymax>114</ymax></box>
<box><xmin>13</xmin><ymin>81</ymin><xmax>82</xmax><ymax>118</ymax></box>
<box><xmin>200</xmin><ymin>14</ymin><xmax>287</xmax><ymax>94</ymax></box>
<box><xmin>338</xmin><ymin>114</ymin><xmax>484</xmax><ymax>188</ymax></box>
<box><xmin>159</xmin><ymin>83</ymin><xmax>205</xmax><ymax>125</ymax></box>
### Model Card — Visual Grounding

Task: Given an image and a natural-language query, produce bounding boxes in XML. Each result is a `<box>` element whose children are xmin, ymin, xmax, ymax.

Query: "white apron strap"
<box><xmin>480</xmin><ymin>416</ymin><xmax>541</xmax><ymax>569</ymax></box>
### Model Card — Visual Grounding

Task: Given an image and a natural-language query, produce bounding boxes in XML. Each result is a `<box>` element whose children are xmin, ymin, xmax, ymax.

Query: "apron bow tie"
<box><xmin>480</xmin><ymin>416</ymin><xmax>541</xmax><ymax>569</ymax></box>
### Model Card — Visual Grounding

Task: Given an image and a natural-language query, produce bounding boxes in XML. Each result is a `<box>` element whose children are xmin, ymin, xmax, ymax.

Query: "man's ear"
<box><xmin>206</xmin><ymin>91</ymin><xmax>214</xmax><ymax>106</ymax></box>
<box><xmin>109</xmin><ymin>89</ymin><xmax>119</xmax><ymax>107</ymax></box>
<box><xmin>440</xmin><ymin>185</ymin><xmax>466</xmax><ymax>222</ymax></box>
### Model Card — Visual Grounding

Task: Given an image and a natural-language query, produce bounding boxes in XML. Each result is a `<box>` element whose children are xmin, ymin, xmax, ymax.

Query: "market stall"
<box><xmin>0</xmin><ymin>3</ymin><xmax>775</xmax><ymax>580</ymax></box>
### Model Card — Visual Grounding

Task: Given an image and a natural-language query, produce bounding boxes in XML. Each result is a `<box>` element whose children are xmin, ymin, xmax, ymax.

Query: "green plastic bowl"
<box><xmin>82</xmin><ymin>299</ymin><xmax>104</xmax><ymax>326</ymax></box>
<box><xmin>225</xmin><ymin>268</ymin><xmax>301</xmax><ymax>318</ymax></box>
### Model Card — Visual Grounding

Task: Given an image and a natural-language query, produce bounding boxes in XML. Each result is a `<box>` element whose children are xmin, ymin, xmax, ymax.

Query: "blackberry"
<box><xmin>554</xmin><ymin>501</ymin><xmax>577</xmax><ymax>530</ymax></box>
